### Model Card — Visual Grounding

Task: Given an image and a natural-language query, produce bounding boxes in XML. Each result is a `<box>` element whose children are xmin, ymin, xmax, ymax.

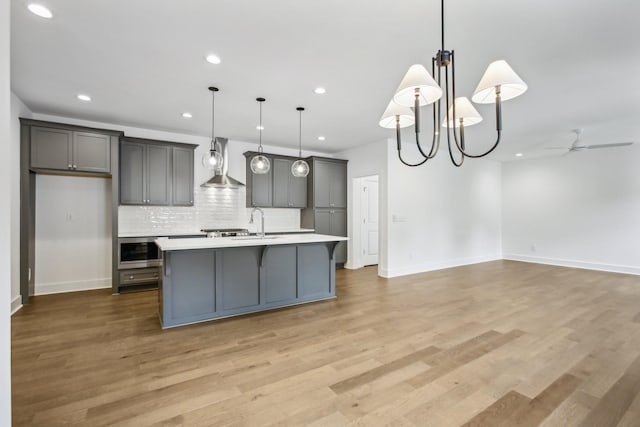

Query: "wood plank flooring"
<box><xmin>11</xmin><ymin>260</ymin><xmax>640</xmax><ymax>426</ymax></box>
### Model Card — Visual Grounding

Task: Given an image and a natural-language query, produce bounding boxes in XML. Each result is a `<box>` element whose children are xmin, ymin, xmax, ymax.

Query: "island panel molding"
<box><xmin>157</xmin><ymin>234</ymin><xmax>347</xmax><ymax>328</ymax></box>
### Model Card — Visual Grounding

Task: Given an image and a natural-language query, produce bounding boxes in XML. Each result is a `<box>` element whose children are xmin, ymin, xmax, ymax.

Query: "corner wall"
<box><xmin>502</xmin><ymin>146</ymin><xmax>640</xmax><ymax>274</ymax></box>
<box><xmin>1</xmin><ymin>0</ymin><xmax>13</xmax><ymax>422</ymax></box>
<box><xmin>337</xmin><ymin>139</ymin><xmax>389</xmax><ymax>274</ymax></box>
<box><xmin>384</xmin><ymin>142</ymin><xmax>502</xmax><ymax>277</ymax></box>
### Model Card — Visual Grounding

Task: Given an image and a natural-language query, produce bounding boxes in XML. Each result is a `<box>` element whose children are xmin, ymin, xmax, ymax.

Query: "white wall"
<box><xmin>34</xmin><ymin>175</ymin><xmax>112</xmax><ymax>294</ymax></box>
<box><xmin>1</xmin><ymin>0</ymin><xmax>12</xmax><ymax>422</ymax></box>
<box><xmin>337</xmin><ymin>139</ymin><xmax>389</xmax><ymax>274</ymax></box>
<box><xmin>10</xmin><ymin>94</ymin><xmax>32</xmax><ymax>309</ymax></box>
<box><xmin>502</xmin><ymin>146</ymin><xmax>640</xmax><ymax>274</ymax></box>
<box><xmin>384</xmin><ymin>141</ymin><xmax>502</xmax><ymax>278</ymax></box>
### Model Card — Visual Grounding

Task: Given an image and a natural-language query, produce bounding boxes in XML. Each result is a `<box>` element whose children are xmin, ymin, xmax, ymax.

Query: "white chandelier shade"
<box><xmin>392</xmin><ymin>64</ymin><xmax>443</xmax><ymax>107</ymax></box>
<box><xmin>442</xmin><ymin>97</ymin><xmax>483</xmax><ymax>128</ymax></box>
<box><xmin>472</xmin><ymin>60</ymin><xmax>528</xmax><ymax>104</ymax></box>
<box><xmin>379</xmin><ymin>100</ymin><xmax>415</xmax><ymax>129</ymax></box>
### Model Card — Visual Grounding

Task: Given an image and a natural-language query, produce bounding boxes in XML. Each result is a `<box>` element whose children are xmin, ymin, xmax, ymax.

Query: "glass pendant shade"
<box><xmin>379</xmin><ymin>100</ymin><xmax>415</xmax><ymax>129</ymax></box>
<box><xmin>472</xmin><ymin>60</ymin><xmax>528</xmax><ymax>104</ymax></box>
<box><xmin>442</xmin><ymin>97</ymin><xmax>483</xmax><ymax>128</ymax></box>
<box><xmin>393</xmin><ymin>64</ymin><xmax>443</xmax><ymax>107</ymax></box>
<box><xmin>250</xmin><ymin>154</ymin><xmax>270</xmax><ymax>174</ymax></box>
<box><xmin>251</xmin><ymin>97</ymin><xmax>271</xmax><ymax>174</ymax></box>
<box><xmin>291</xmin><ymin>159</ymin><xmax>309</xmax><ymax>178</ymax></box>
<box><xmin>201</xmin><ymin>148</ymin><xmax>224</xmax><ymax>169</ymax></box>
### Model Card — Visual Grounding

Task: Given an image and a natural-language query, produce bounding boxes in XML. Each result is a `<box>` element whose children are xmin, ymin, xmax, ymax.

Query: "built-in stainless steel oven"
<box><xmin>118</xmin><ymin>237</ymin><xmax>162</xmax><ymax>269</ymax></box>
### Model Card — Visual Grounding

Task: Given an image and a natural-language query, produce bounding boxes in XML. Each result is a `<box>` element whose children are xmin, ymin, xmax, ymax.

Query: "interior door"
<box><xmin>360</xmin><ymin>177</ymin><xmax>379</xmax><ymax>266</ymax></box>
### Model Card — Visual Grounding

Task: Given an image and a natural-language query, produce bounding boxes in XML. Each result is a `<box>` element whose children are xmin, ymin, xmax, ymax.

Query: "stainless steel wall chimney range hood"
<box><xmin>201</xmin><ymin>137</ymin><xmax>245</xmax><ymax>188</ymax></box>
<box><xmin>201</xmin><ymin>86</ymin><xmax>245</xmax><ymax>188</ymax></box>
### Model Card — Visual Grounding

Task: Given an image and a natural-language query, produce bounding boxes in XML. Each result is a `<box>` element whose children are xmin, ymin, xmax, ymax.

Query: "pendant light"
<box><xmin>250</xmin><ymin>97</ymin><xmax>271</xmax><ymax>174</ymax></box>
<box><xmin>380</xmin><ymin>0</ymin><xmax>527</xmax><ymax>167</ymax></box>
<box><xmin>201</xmin><ymin>87</ymin><xmax>224</xmax><ymax>169</ymax></box>
<box><xmin>291</xmin><ymin>107</ymin><xmax>309</xmax><ymax>177</ymax></box>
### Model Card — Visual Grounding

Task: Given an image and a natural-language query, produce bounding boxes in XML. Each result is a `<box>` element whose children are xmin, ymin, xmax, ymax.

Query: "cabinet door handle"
<box><xmin>129</xmin><ymin>275</ymin><xmax>134</xmax><ymax>279</ymax></box>
<box><xmin>68</xmin><ymin>164</ymin><xmax>72</xmax><ymax>169</ymax></box>
<box><xmin>73</xmin><ymin>164</ymin><xmax>77</xmax><ymax>169</ymax></box>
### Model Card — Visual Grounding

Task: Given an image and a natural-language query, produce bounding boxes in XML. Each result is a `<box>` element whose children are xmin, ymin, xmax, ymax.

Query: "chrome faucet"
<box><xmin>249</xmin><ymin>207</ymin><xmax>265</xmax><ymax>238</ymax></box>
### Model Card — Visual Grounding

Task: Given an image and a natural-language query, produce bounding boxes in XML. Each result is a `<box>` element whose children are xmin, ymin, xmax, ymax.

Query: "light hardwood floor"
<box><xmin>11</xmin><ymin>260</ymin><xmax>640</xmax><ymax>426</ymax></box>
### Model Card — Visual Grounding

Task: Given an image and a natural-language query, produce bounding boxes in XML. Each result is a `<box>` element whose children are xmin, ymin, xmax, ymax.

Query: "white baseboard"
<box><xmin>503</xmin><ymin>254</ymin><xmax>640</xmax><ymax>276</ymax></box>
<box><xmin>379</xmin><ymin>255</ymin><xmax>501</xmax><ymax>278</ymax></box>
<box><xmin>344</xmin><ymin>261</ymin><xmax>363</xmax><ymax>270</ymax></box>
<box><xmin>11</xmin><ymin>295</ymin><xmax>23</xmax><ymax>315</ymax></box>
<box><xmin>34</xmin><ymin>278</ymin><xmax>112</xmax><ymax>296</ymax></box>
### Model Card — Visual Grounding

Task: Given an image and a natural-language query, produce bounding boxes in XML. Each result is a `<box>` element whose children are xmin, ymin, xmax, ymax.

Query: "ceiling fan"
<box><xmin>546</xmin><ymin>129</ymin><xmax>634</xmax><ymax>154</ymax></box>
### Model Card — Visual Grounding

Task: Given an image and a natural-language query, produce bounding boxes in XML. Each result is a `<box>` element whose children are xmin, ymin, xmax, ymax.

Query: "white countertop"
<box><xmin>118</xmin><ymin>228</ymin><xmax>314</xmax><ymax>238</ymax></box>
<box><xmin>118</xmin><ymin>230</ymin><xmax>207</xmax><ymax>238</ymax></box>
<box><xmin>155</xmin><ymin>233</ymin><xmax>348</xmax><ymax>251</ymax></box>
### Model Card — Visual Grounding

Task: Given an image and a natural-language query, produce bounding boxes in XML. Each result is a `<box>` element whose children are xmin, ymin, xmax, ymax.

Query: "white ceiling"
<box><xmin>11</xmin><ymin>0</ymin><xmax>640</xmax><ymax>160</ymax></box>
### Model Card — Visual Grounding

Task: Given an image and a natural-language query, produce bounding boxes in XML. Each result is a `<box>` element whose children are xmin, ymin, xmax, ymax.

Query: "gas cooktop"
<box><xmin>200</xmin><ymin>228</ymin><xmax>250</xmax><ymax>238</ymax></box>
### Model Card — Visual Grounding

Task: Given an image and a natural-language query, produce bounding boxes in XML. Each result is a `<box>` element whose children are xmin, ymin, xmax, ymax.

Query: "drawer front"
<box><xmin>119</xmin><ymin>267</ymin><xmax>160</xmax><ymax>285</ymax></box>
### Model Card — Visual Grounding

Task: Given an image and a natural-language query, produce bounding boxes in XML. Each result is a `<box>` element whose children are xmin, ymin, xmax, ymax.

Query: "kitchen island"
<box><xmin>155</xmin><ymin>234</ymin><xmax>348</xmax><ymax>328</ymax></box>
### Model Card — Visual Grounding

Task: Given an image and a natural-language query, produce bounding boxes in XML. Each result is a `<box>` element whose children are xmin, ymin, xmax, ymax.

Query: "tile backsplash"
<box><xmin>118</xmin><ymin>187</ymin><xmax>301</xmax><ymax>235</ymax></box>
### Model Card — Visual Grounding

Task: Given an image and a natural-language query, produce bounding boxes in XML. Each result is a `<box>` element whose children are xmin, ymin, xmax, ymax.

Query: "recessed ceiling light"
<box><xmin>314</xmin><ymin>87</ymin><xmax>326</xmax><ymax>95</ymax></box>
<box><xmin>205</xmin><ymin>54</ymin><xmax>221</xmax><ymax>65</ymax></box>
<box><xmin>515</xmin><ymin>153</ymin><xmax>523</xmax><ymax>157</ymax></box>
<box><xmin>76</xmin><ymin>94</ymin><xmax>91</xmax><ymax>102</ymax></box>
<box><xmin>318</xmin><ymin>136</ymin><xmax>326</xmax><ymax>141</ymax></box>
<box><xmin>182</xmin><ymin>112</ymin><xmax>193</xmax><ymax>118</ymax></box>
<box><xmin>27</xmin><ymin>4</ymin><xmax>52</xmax><ymax>18</ymax></box>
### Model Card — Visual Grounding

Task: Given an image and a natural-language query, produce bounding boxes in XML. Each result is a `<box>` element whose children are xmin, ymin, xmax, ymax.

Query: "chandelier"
<box><xmin>379</xmin><ymin>0</ymin><xmax>527</xmax><ymax>167</ymax></box>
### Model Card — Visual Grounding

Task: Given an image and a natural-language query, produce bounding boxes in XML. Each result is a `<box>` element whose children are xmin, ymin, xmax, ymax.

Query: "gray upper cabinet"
<box><xmin>172</xmin><ymin>146</ymin><xmax>194</xmax><ymax>206</ymax></box>
<box><xmin>30</xmin><ymin>127</ymin><xmax>111</xmax><ymax>174</ymax></box>
<box><xmin>146</xmin><ymin>144</ymin><xmax>171</xmax><ymax>206</ymax></box>
<box><xmin>313</xmin><ymin>159</ymin><xmax>347</xmax><ymax>208</ymax></box>
<box><xmin>120</xmin><ymin>141</ymin><xmax>146</xmax><ymax>204</ymax></box>
<box><xmin>120</xmin><ymin>138</ymin><xmax>195</xmax><ymax>206</ymax></box>
<box><xmin>273</xmin><ymin>158</ymin><xmax>307</xmax><ymax>208</ymax></box>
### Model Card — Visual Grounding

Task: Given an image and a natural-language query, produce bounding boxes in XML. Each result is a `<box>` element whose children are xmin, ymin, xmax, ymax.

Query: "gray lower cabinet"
<box><xmin>120</xmin><ymin>138</ymin><xmax>194</xmax><ymax>206</ymax></box>
<box><xmin>273</xmin><ymin>158</ymin><xmax>307</xmax><ymax>208</ymax></box>
<box><xmin>30</xmin><ymin>126</ymin><xmax>111</xmax><ymax>173</ymax></box>
<box><xmin>313</xmin><ymin>209</ymin><xmax>347</xmax><ymax>264</ymax></box>
<box><xmin>263</xmin><ymin>245</ymin><xmax>298</xmax><ymax>304</ymax></box>
<box><xmin>159</xmin><ymin>242</ymin><xmax>338</xmax><ymax>328</ymax></box>
<box><xmin>217</xmin><ymin>247</ymin><xmax>261</xmax><ymax>311</ymax></box>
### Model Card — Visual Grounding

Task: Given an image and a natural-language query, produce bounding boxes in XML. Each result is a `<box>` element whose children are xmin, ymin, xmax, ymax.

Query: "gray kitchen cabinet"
<box><xmin>301</xmin><ymin>157</ymin><xmax>348</xmax><ymax>264</ymax></box>
<box><xmin>298</xmin><ymin>244</ymin><xmax>332</xmax><ymax>299</ymax></box>
<box><xmin>263</xmin><ymin>245</ymin><xmax>297</xmax><ymax>304</ymax></box>
<box><xmin>120</xmin><ymin>138</ymin><xmax>195</xmax><ymax>206</ymax></box>
<box><xmin>313</xmin><ymin>208</ymin><xmax>347</xmax><ymax>263</ymax></box>
<box><xmin>30</xmin><ymin>126</ymin><xmax>111</xmax><ymax>173</ymax></box>
<box><xmin>273</xmin><ymin>158</ymin><xmax>307</xmax><ymax>208</ymax></box>
<box><xmin>244</xmin><ymin>153</ymin><xmax>273</xmax><ymax>207</ymax></box>
<box><xmin>120</xmin><ymin>141</ymin><xmax>146</xmax><ymax>204</ymax></box>
<box><xmin>313</xmin><ymin>159</ymin><xmax>347</xmax><ymax>208</ymax></box>
<box><xmin>217</xmin><ymin>247</ymin><xmax>261</xmax><ymax>311</ymax></box>
<box><xmin>172</xmin><ymin>146</ymin><xmax>194</xmax><ymax>206</ymax></box>
<box><xmin>146</xmin><ymin>144</ymin><xmax>171</xmax><ymax>205</ymax></box>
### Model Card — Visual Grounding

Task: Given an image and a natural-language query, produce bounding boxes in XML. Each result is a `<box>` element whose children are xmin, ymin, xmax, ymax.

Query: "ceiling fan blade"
<box><xmin>584</xmin><ymin>142</ymin><xmax>634</xmax><ymax>149</ymax></box>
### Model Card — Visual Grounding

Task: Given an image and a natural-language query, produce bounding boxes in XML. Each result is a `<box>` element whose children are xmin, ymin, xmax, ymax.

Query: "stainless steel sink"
<box><xmin>230</xmin><ymin>236</ymin><xmax>280</xmax><ymax>241</ymax></box>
